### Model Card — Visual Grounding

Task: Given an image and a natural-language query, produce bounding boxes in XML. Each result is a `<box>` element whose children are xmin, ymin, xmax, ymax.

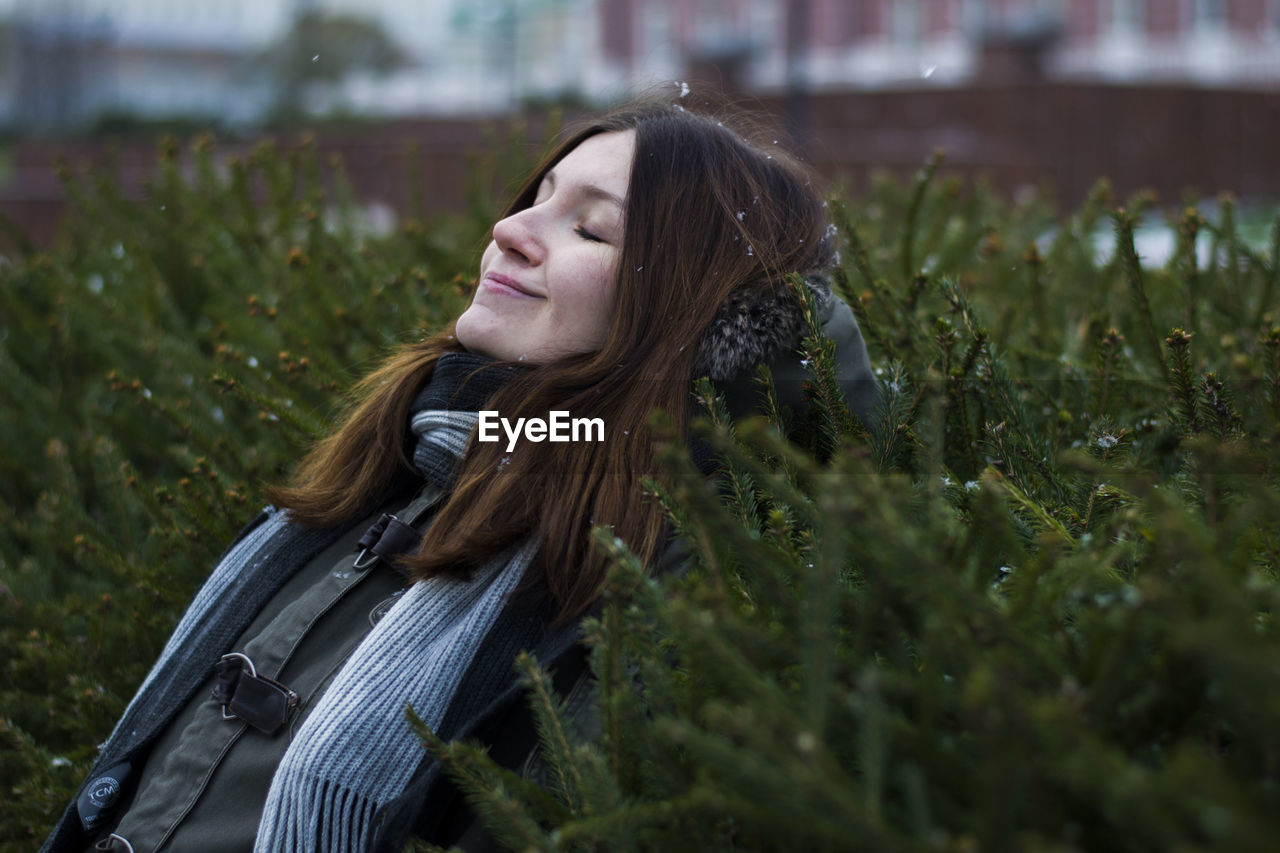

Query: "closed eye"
<box><xmin>575</xmin><ymin>225</ymin><xmax>604</xmax><ymax>243</ymax></box>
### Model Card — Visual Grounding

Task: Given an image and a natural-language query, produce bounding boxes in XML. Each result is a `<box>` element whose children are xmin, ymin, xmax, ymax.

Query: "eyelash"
<box><xmin>575</xmin><ymin>225</ymin><xmax>604</xmax><ymax>243</ymax></box>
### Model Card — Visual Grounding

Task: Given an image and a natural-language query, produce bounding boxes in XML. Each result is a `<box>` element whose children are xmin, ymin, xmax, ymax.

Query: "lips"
<box><xmin>482</xmin><ymin>272</ymin><xmax>540</xmax><ymax>298</ymax></box>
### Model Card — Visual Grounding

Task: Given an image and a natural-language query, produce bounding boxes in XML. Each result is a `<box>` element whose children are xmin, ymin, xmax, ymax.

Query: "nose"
<box><xmin>491</xmin><ymin>208</ymin><xmax>543</xmax><ymax>266</ymax></box>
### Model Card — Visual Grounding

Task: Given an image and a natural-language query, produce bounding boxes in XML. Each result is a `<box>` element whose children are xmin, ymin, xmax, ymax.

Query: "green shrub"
<box><xmin>2</xmin><ymin>135</ymin><xmax>1278</xmax><ymax>851</ymax></box>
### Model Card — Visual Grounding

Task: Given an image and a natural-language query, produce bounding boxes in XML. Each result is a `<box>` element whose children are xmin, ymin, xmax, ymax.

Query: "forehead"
<box><xmin>544</xmin><ymin>130</ymin><xmax>635</xmax><ymax>199</ymax></box>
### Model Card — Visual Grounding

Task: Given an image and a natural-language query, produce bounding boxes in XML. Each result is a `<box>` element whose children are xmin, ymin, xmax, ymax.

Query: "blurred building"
<box><xmin>0</xmin><ymin>0</ymin><xmax>281</xmax><ymax>131</ymax></box>
<box><xmin>0</xmin><ymin>0</ymin><xmax>610</xmax><ymax>130</ymax></box>
<box><xmin>601</xmin><ymin>0</ymin><xmax>1280</xmax><ymax>92</ymax></box>
<box><xmin>2</xmin><ymin>1</ymin><xmax>1278</xmax><ymax>133</ymax></box>
<box><xmin>2</xmin><ymin>0</ymin><xmax>1278</xmax><ymax>248</ymax></box>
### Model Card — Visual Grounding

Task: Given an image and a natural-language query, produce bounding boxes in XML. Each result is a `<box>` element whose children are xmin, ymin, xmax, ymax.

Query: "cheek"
<box><xmin>476</xmin><ymin>242</ymin><xmax>499</xmax><ymax>286</ymax></box>
<box><xmin>573</xmin><ymin>261</ymin><xmax>618</xmax><ymax>341</ymax></box>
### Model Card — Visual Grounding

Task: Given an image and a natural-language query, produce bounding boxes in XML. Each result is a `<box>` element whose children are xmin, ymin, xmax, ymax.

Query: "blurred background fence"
<box><xmin>1</xmin><ymin>0</ymin><xmax>1278</xmax><ymax>246</ymax></box>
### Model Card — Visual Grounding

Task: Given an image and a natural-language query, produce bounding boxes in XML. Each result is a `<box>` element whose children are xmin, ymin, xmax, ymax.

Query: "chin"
<box><xmin>455</xmin><ymin>314</ymin><xmax>505</xmax><ymax>360</ymax></box>
<box><xmin>456</xmin><ymin>336</ymin><xmax>507</xmax><ymax>361</ymax></box>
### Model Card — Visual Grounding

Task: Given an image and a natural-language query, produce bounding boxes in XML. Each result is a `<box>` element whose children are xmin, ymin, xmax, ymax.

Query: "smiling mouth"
<box><xmin>483</xmin><ymin>272</ymin><xmax>540</xmax><ymax>298</ymax></box>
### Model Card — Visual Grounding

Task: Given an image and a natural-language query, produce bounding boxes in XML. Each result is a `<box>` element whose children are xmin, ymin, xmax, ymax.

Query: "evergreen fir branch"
<box><xmin>1199</xmin><ymin>212</ymin><xmax>1273</xmax><ymax>326</ymax></box>
<box><xmin>831</xmin><ymin>264</ymin><xmax>899</xmax><ymax>364</ymax></box>
<box><xmin>851</xmin><ymin>665</ymin><xmax>891</xmax><ymax>824</ymax></box>
<box><xmin>595</xmin><ymin>595</ymin><xmax>634</xmax><ymax>798</ymax></box>
<box><xmin>799</xmin><ymin>476</ymin><xmax>850</xmax><ymax>743</ymax></box>
<box><xmin>869</xmin><ymin>361</ymin><xmax>919</xmax><ymax>474</ymax></box>
<box><xmin>591</xmin><ymin>550</ymin><xmax>691</xmax><ymax>732</ymax></box>
<box><xmin>586</xmin><ymin>536</ymin><xmax>676</xmax><ymax>802</ymax></box>
<box><xmin>746</xmin><ymin>364</ymin><xmax>811</xmax><ymax>546</ymax></box>
<box><xmin>692</xmin><ymin>378</ymin><xmax>760</xmax><ymax>534</ymax></box>
<box><xmin>934</xmin><ymin>315</ymin><xmax>958</xmax><ymax>378</ymax></box>
<box><xmin>983</xmin><ymin>459</ymin><xmax>1076</xmax><ymax>545</ymax></box>
<box><xmin>1023</xmin><ymin>241</ymin><xmax>1052</xmax><ymax>352</ymax></box>
<box><xmin>640</xmin><ymin>471</ymin><xmax>696</xmax><ymax>539</ymax></box>
<box><xmin>407</xmin><ymin>709</ymin><xmax>567</xmax><ymax>848</ymax></box>
<box><xmin>268</xmin><ymin>315</ymin><xmax>360</xmax><ymax>393</ymax></box>
<box><xmin>513</xmin><ymin>652</ymin><xmax>591</xmax><ymax>818</ymax></box>
<box><xmin>653</xmin><ymin>716</ymin><xmax>891</xmax><ymax>850</ymax></box>
<box><xmin>1254</xmin><ymin>212</ymin><xmax>1279</xmax><ymax>330</ymax></box>
<box><xmin>669</xmin><ymin>432</ymin><xmax>819</xmax><ymax>632</ymax></box>
<box><xmin>227</xmin><ymin>156</ymin><xmax>264</xmax><ymax>241</ymax></box>
<box><xmin>935</xmin><ymin>316</ymin><xmax>981</xmax><ymax>477</ymax></box>
<box><xmin>1092</xmin><ymin>328</ymin><xmax>1125</xmax><ymax>420</ymax></box>
<box><xmin>719</xmin><ymin>418</ymin><xmax>820</xmax><ymax>520</ymax></box>
<box><xmin>938</xmin><ymin>278</ymin><xmax>988</xmax><ymax>377</ymax></box>
<box><xmin>751</xmin><ymin>364</ymin><xmax>793</xmax><ymax>456</ymax></box>
<box><xmin>957</xmin><ymin>328</ymin><xmax>986</xmax><ymax>382</ymax></box>
<box><xmin>211</xmin><ymin>372</ymin><xmax>326</xmax><ymax>441</ymax></box>
<box><xmin>551</xmin><ymin>792</ymin><xmax>719</xmax><ymax>848</ymax></box>
<box><xmin>917</xmin><ymin>177</ymin><xmax>962</xmax><ymax>268</ymax></box>
<box><xmin>901</xmin><ymin>149</ymin><xmax>945</xmax><ymax>287</ymax></box>
<box><xmin>1113</xmin><ymin>208</ymin><xmax>1167</xmax><ymax>371</ymax></box>
<box><xmin>159</xmin><ymin>478</ymin><xmax>230</xmax><ymax>550</ymax></box>
<box><xmin>688</xmin><ymin>421</ymin><xmax>822</xmax><ymax>560</ymax></box>
<box><xmin>1265</xmin><ymin>326</ymin><xmax>1280</xmax><ymax>426</ymax></box>
<box><xmin>1220</xmin><ymin>193</ymin><xmax>1243</xmax><ymax>321</ymax></box>
<box><xmin>651</xmin><ymin>454</ymin><xmax>736</xmax><ymax>602</ymax></box>
<box><xmin>1164</xmin><ymin>328</ymin><xmax>1202</xmax><ymax>436</ymax></box>
<box><xmin>664</xmin><ymin>598</ymin><xmax>803</xmax><ymax>714</ymax></box>
<box><xmin>954</xmin><ymin>381</ymin><xmax>981</xmax><ymax>480</ymax></box>
<box><xmin>831</xmin><ymin>199</ymin><xmax>905</xmax><ymax>358</ymax></box>
<box><xmin>1198</xmin><ymin>372</ymin><xmax>1243</xmax><ymax>440</ymax></box>
<box><xmin>1175</xmin><ymin>206</ymin><xmax>1203</xmax><ymax>331</ymax></box>
<box><xmin>647</xmin><ymin>418</ymin><xmax>801</xmax><ymax>621</ymax></box>
<box><xmin>1084</xmin><ymin>417</ymin><xmax>1131</xmax><ymax>467</ymax></box>
<box><xmin>760</xmin><ymin>502</ymin><xmax>806</xmax><ymax>573</ymax></box>
<box><xmin>110</xmin><ymin>459</ymin><xmax>183</xmax><ymax>540</ymax></box>
<box><xmin>978</xmin><ymin>365</ymin><xmax>1076</xmax><ymax>510</ymax></box>
<box><xmin>107</xmin><ymin>376</ymin><xmax>233</xmax><ymax>477</ymax></box>
<box><xmin>831</xmin><ymin>198</ymin><xmax>883</xmax><ymax>294</ymax></box>
<box><xmin>399</xmin><ymin>838</ymin><xmax>457</xmax><ymax>853</ymax></box>
<box><xmin>789</xmin><ymin>274</ymin><xmax>864</xmax><ymax>462</ymax></box>
<box><xmin>659</xmin><ymin>428</ymin><xmax>817</xmax><ymax>626</ymax></box>
<box><xmin>1075</xmin><ymin>420</ymin><xmax>1134</xmax><ymax>532</ymax></box>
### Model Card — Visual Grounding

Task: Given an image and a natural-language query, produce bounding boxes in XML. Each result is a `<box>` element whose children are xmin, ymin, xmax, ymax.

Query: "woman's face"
<box><xmin>456</xmin><ymin>129</ymin><xmax>635</xmax><ymax>363</ymax></box>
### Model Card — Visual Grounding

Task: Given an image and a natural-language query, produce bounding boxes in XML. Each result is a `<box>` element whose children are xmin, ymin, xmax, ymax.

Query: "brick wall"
<box><xmin>2</xmin><ymin>83</ymin><xmax>1277</xmax><ymax>249</ymax></box>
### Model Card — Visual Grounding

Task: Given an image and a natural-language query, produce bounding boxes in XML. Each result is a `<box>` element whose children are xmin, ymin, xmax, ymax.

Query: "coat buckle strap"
<box><xmin>352</xmin><ymin>485</ymin><xmax>443</xmax><ymax>570</ymax></box>
<box><xmin>212</xmin><ymin>653</ymin><xmax>299</xmax><ymax>735</ymax></box>
<box><xmin>353</xmin><ymin>514</ymin><xmax>425</xmax><ymax>570</ymax></box>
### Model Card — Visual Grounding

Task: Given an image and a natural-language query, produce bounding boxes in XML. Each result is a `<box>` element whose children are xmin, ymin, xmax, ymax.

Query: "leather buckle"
<box><xmin>212</xmin><ymin>653</ymin><xmax>299</xmax><ymax>735</ymax></box>
<box><xmin>353</xmin><ymin>513</ymin><xmax>423</xmax><ymax>570</ymax></box>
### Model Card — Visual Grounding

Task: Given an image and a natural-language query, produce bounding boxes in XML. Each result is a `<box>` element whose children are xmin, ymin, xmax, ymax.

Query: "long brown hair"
<box><xmin>273</xmin><ymin>95</ymin><xmax>833</xmax><ymax>623</ymax></box>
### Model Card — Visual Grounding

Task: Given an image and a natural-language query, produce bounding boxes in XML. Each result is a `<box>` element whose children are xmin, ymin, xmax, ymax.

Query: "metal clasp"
<box><xmin>212</xmin><ymin>652</ymin><xmax>299</xmax><ymax>735</ymax></box>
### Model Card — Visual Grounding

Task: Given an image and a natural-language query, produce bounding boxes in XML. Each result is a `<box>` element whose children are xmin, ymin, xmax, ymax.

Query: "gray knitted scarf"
<box><xmin>255</xmin><ymin>352</ymin><xmax>530</xmax><ymax>849</ymax></box>
<box><xmin>256</xmin><ymin>531</ymin><xmax>534</xmax><ymax>850</ymax></box>
<box><xmin>63</xmin><ymin>353</ymin><xmax>532</xmax><ymax>853</ymax></box>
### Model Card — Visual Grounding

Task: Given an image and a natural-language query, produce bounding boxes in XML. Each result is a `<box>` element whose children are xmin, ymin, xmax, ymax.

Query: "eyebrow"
<box><xmin>544</xmin><ymin>170</ymin><xmax>625</xmax><ymax>210</ymax></box>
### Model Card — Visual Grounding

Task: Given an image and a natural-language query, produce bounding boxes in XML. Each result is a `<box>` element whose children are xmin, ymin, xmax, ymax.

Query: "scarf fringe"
<box><xmin>252</xmin><ymin>530</ymin><xmax>535</xmax><ymax>852</ymax></box>
<box><xmin>256</xmin><ymin>777</ymin><xmax>377</xmax><ymax>852</ymax></box>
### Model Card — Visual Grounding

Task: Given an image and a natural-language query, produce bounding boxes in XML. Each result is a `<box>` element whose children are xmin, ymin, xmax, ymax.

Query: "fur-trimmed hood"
<box><xmin>694</xmin><ymin>273</ymin><xmax>880</xmax><ymax>428</ymax></box>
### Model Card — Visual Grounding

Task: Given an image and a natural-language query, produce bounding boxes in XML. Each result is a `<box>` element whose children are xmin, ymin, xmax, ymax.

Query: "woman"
<box><xmin>45</xmin><ymin>96</ymin><xmax>878</xmax><ymax>852</ymax></box>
